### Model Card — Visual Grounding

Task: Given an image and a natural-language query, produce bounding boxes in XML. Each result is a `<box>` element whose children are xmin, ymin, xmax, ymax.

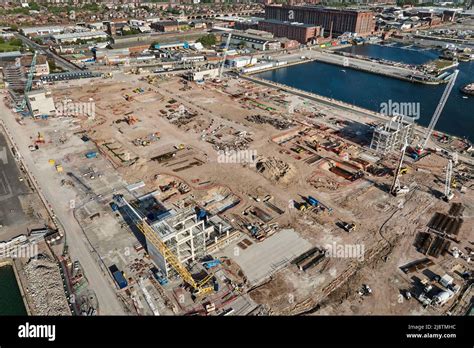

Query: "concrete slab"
<box><xmin>221</xmin><ymin>229</ymin><xmax>312</xmax><ymax>285</ymax></box>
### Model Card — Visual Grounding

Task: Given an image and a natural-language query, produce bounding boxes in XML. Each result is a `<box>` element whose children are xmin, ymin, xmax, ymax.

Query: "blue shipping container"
<box><xmin>113</xmin><ymin>270</ymin><xmax>128</xmax><ymax>289</ymax></box>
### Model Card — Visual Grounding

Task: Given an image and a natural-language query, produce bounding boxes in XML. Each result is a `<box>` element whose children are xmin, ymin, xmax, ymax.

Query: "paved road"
<box><xmin>0</xmin><ymin>109</ymin><xmax>125</xmax><ymax>315</ymax></box>
<box><xmin>13</xmin><ymin>33</ymin><xmax>82</xmax><ymax>72</ymax></box>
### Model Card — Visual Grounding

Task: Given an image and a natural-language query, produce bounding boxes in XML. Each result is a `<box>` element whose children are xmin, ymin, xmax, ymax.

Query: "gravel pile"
<box><xmin>23</xmin><ymin>255</ymin><xmax>71</xmax><ymax>315</ymax></box>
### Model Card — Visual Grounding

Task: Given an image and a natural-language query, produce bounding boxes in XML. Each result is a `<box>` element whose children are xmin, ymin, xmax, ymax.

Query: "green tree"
<box><xmin>29</xmin><ymin>2</ymin><xmax>40</xmax><ymax>11</ymax></box>
<box><xmin>197</xmin><ymin>34</ymin><xmax>216</xmax><ymax>48</ymax></box>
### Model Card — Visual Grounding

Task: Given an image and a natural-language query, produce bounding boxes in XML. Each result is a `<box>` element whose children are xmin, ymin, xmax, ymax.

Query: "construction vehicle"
<box><xmin>443</xmin><ymin>159</ymin><xmax>454</xmax><ymax>202</ymax></box>
<box><xmin>35</xmin><ymin>132</ymin><xmax>45</xmax><ymax>145</ymax></box>
<box><xmin>174</xmin><ymin>144</ymin><xmax>185</xmax><ymax>150</ymax></box>
<box><xmin>307</xmin><ymin>196</ymin><xmax>319</xmax><ymax>207</ymax></box>
<box><xmin>298</xmin><ymin>202</ymin><xmax>308</xmax><ymax>211</ymax></box>
<box><xmin>390</xmin><ymin>141</ymin><xmax>410</xmax><ymax>196</ymax></box>
<box><xmin>202</xmin><ymin>259</ymin><xmax>221</xmax><ymax>269</ymax></box>
<box><xmin>113</xmin><ymin>195</ymin><xmax>214</xmax><ymax>296</ymax></box>
<box><xmin>359</xmin><ymin>284</ymin><xmax>372</xmax><ymax>296</ymax></box>
<box><xmin>417</xmin><ymin>70</ymin><xmax>459</xmax><ymax>154</ymax></box>
<box><xmin>307</xmin><ymin>195</ymin><xmax>333</xmax><ymax>212</ymax></box>
<box><xmin>342</xmin><ymin>222</ymin><xmax>356</xmax><ymax>232</ymax></box>
<box><xmin>400</xmin><ymin>167</ymin><xmax>409</xmax><ymax>175</ymax></box>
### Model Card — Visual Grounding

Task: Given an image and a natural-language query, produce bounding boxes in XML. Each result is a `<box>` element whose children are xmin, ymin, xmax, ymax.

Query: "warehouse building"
<box><xmin>151</xmin><ymin>21</ymin><xmax>180</xmax><ymax>33</ymax></box>
<box><xmin>51</xmin><ymin>31</ymin><xmax>109</xmax><ymax>44</ymax></box>
<box><xmin>264</xmin><ymin>5</ymin><xmax>375</xmax><ymax>36</ymax></box>
<box><xmin>221</xmin><ymin>31</ymin><xmax>281</xmax><ymax>51</ymax></box>
<box><xmin>258</xmin><ymin>19</ymin><xmax>320</xmax><ymax>44</ymax></box>
<box><xmin>21</xmin><ymin>25</ymin><xmax>88</xmax><ymax>37</ymax></box>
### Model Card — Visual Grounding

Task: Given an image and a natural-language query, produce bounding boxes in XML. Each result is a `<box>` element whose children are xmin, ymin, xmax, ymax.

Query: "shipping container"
<box><xmin>112</xmin><ymin>270</ymin><xmax>128</xmax><ymax>289</ymax></box>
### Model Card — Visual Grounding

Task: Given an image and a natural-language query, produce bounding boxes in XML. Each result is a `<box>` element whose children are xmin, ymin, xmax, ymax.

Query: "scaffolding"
<box><xmin>114</xmin><ymin>195</ymin><xmax>214</xmax><ymax>295</ymax></box>
<box><xmin>370</xmin><ymin>115</ymin><xmax>415</xmax><ymax>154</ymax></box>
<box><xmin>148</xmin><ymin>207</ymin><xmax>211</xmax><ymax>278</ymax></box>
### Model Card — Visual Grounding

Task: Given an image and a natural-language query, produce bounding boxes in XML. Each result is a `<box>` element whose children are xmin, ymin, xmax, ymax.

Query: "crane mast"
<box><xmin>114</xmin><ymin>195</ymin><xmax>214</xmax><ymax>296</ymax></box>
<box><xmin>16</xmin><ymin>51</ymin><xmax>37</xmax><ymax>114</ymax></box>
<box><xmin>421</xmin><ymin>70</ymin><xmax>459</xmax><ymax>150</ymax></box>
<box><xmin>390</xmin><ymin>141</ymin><xmax>409</xmax><ymax>196</ymax></box>
<box><xmin>219</xmin><ymin>33</ymin><xmax>232</xmax><ymax>79</ymax></box>
<box><xmin>444</xmin><ymin>159</ymin><xmax>454</xmax><ymax>201</ymax></box>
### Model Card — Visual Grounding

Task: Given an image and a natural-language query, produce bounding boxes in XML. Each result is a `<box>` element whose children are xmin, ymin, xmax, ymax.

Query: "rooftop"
<box><xmin>261</xmin><ymin>19</ymin><xmax>319</xmax><ymax>28</ymax></box>
<box><xmin>52</xmin><ymin>31</ymin><xmax>108</xmax><ymax>40</ymax></box>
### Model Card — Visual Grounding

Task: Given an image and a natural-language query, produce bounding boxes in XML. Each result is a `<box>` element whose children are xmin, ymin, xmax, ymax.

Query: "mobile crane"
<box><xmin>417</xmin><ymin>70</ymin><xmax>459</xmax><ymax>154</ymax></box>
<box><xmin>443</xmin><ymin>159</ymin><xmax>454</xmax><ymax>202</ymax></box>
<box><xmin>219</xmin><ymin>33</ymin><xmax>232</xmax><ymax>79</ymax></box>
<box><xmin>113</xmin><ymin>194</ymin><xmax>214</xmax><ymax>296</ymax></box>
<box><xmin>390</xmin><ymin>141</ymin><xmax>410</xmax><ymax>196</ymax></box>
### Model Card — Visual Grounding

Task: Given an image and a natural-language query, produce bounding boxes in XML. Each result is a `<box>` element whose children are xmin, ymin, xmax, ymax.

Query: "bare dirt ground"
<box><xmin>12</xmin><ymin>71</ymin><xmax>472</xmax><ymax>316</ymax></box>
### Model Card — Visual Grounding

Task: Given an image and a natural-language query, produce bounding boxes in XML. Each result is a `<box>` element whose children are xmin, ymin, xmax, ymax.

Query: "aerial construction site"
<box><xmin>1</xmin><ymin>62</ymin><xmax>471</xmax><ymax>317</ymax></box>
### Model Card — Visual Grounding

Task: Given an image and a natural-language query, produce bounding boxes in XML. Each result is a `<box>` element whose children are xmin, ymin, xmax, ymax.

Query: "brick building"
<box><xmin>264</xmin><ymin>5</ymin><xmax>375</xmax><ymax>36</ymax></box>
<box><xmin>151</xmin><ymin>21</ymin><xmax>179</xmax><ymax>33</ymax></box>
<box><xmin>258</xmin><ymin>19</ymin><xmax>320</xmax><ymax>44</ymax></box>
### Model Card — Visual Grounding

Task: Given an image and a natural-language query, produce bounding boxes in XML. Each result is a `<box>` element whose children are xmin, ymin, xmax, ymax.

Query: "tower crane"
<box><xmin>443</xmin><ymin>159</ymin><xmax>454</xmax><ymax>202</ymax></box>
<box><xmin>16</xmin><ymin>51</ymin><xmax>38</xmax><ymax>114</ymax></box>
<box><xmin>113</xmin><ymin>194</ymin><xmax>214</xmax><ymax>296</ymax></box>
<box><xmin>219</xmin><ymin>33</ymin><xmax>232</xmax><ymax>79</ymax></box>
<box><xmin>390</xmin><ymin>141</ymin><xmax>410</xmax><ymax>196</ymax></box>
<box><xmin>418</xmin><ymin>70</ymin><xmax>459</xmax><ymax>153</ymax></box>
